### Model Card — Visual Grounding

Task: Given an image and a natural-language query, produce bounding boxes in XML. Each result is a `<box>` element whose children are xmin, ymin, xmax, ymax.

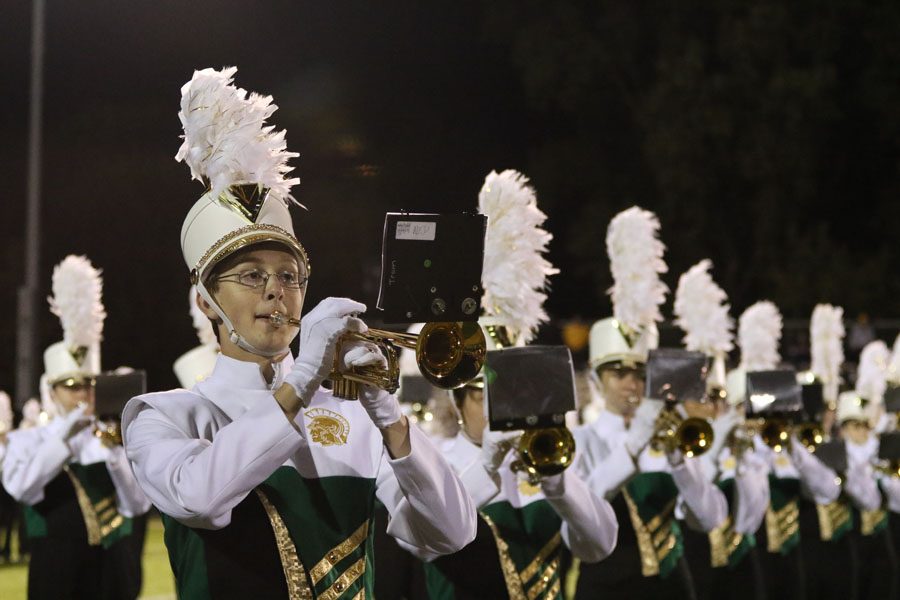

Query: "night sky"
<box><xmin>1</xmin><ymin>1</ymin><xmax>898</xmax><ymax>399</ymax></box>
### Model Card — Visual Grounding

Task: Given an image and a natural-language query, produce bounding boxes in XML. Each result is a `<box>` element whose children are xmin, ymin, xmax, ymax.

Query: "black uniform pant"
<box><xmin>855</xmin><ymin>528</ymin><xmax>898</xmax><ymax>600</ymax></box>
<box><xmin>28</xmin><ymin>537</ymin><xmax>104</xmax><ymax>600</ymax></box>
<box><xmin>575</xmin><ymin>555</ymin><xmax>697</xmax><ymax>600</ymax></box>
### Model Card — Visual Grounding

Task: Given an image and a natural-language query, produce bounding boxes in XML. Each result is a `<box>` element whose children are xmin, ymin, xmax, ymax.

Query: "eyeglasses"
<box><xmin>55</xmin><ymin>376</ymin><xmax>95</xmax><ymax>391</ymax></box>
<box><xmin>216</xmin><ymin>269</ymin><xmax>308</xmax><ymax>290</ymax></box>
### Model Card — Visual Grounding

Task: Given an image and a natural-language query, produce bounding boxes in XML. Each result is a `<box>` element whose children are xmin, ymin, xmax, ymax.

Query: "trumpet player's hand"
<box><xmin>481</xmin><ymin>428</ymin><xmax>520</xmax><ymax>477</ymax></box>
<box><xmin>624</xmin><ymin>399</ymin><xmax>664</xmax><ymax>458</ymax></box>
<box><xmin>341</xmin><ymin>341</ymin><xmax>387</xmax><ymax>371</ymax></box>
<box><xmin>52</xmin><ymin>406</ymin><xmax>92</xmax><ymax>443</ymax></box>
<box><xmin>284</xmin><ymin>297</ymin><xmax>368</xmax><ymax>406</ymax></box>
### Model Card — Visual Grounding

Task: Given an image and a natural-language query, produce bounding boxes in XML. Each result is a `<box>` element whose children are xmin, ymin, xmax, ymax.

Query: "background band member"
<box><xmin>2</xmin><ymin>255</ymin><xmax>151</xmax><ymax>599</ymax></box>
<box><xmin>413</xmin><ymin>169</ymin><xmax>618</xmax><ymax>600</ymax></box>
<box><xmin>573</xmin><ymin>207</ymin><xmax>728</xmax><ymax>600</ymax></box>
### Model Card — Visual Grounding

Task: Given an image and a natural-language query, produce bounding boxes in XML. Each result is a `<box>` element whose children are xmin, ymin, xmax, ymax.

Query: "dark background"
<box><xmin>1</xmin><ymin>0</ymin><xmax>898</xmax><ymax>396</ymax></box>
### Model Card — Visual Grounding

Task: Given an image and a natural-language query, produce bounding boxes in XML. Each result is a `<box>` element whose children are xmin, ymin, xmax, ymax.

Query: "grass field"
<box><xmin>0</xmin><ymin>515</ymin><xmax>176</xmax><ymax>599</ymax></box>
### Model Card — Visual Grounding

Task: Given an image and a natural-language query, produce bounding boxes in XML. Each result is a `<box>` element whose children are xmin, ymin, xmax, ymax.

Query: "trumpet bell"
<box><xmin>516</xmin><ymin>427</ymin><xmax>577</xmax><ymax>480</ymax></box>
<box><xmin>760</xmin><ymin>418</ymin><xmax>791</xmax><ymax>452</ymax></box>
<box><xmin>676</xmin><ymin>418</ymin><xmax>714</xmax><ymax>458</ymax></box>
<box><xmin>795</xmin><ymin>423</ymin><xmax>824</xmax><ymax>452</ymax></box>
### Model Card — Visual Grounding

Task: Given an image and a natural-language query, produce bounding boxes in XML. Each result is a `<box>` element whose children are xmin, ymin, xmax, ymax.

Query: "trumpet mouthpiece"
<box><xmin>269</xmin><ymin>312</ymin><xmax>299</xmax><ymax>328</ymax></box>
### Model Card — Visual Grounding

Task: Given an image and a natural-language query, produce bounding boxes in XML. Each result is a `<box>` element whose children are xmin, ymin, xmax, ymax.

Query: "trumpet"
<box><xmin>93</xmin><ymin>417</ymin><xmax>123</xmax><ymax>446</ymax></box>
<box><xmin>875</xmin><ymin>459</ymin><xmax>900</xmax><ymax>478</ymax></box>
<box><xmin>652</xmin><ymin>406</ymin><xmax>714</xmax><ymax>458</ymax></box>
<box><xmin>740</xmin><ymin>417</ymin><xmax>820</xmax><ymax>453</ymax></box>
<box><xmin>511</xmin><ymin>427</ymin><xmax>577</xmax><ymax>485</ymax></box>
<box><xmin>269</xmin><ymin>312</ymin><xmax>486</xmax><ymax>400</ymax></box>
<box><xmin>793</xmin><ymin>422</ymin><xmax>825</xmax><ymax>452</ymax></box>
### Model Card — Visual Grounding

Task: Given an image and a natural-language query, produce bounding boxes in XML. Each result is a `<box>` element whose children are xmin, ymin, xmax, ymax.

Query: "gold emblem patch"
<box><xmin>305</xmin><ymin>408</ymin><xmax>350</xmax><ymax>447</ymax></box>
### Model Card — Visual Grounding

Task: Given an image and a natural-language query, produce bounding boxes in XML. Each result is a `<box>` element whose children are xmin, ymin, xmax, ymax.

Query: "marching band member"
<box><xmin>413</xmin><ymin>170</ymin><xmax>617</xmax><ymax>600</ymax></box>
<box><xmin>795</xmin><ymin>304</ymin><xmax>857</xmax><ymax>600</ymax></box>
<box><xmin>573</xmin><ymin>207</ymin><xmax>727</xmax><ymax>600</ymax></box>
<box><xmin>2</xmin><ymin>255</ymin><xmax>151</xmax><ymax>599</ymax></box>
<box><xmin>674</xmin><ymin>260</ymin><xmax>769</xmax><ymax>600</ymax></box>
<box><xmin>840</xmin><ymin>342</ymin><xmax>899</xmax><ymax>600</ymax></box>
<box><xmin>121</xmin><ymin>67</ymin><xmax>475</xmax><ymax>599</ymax></box>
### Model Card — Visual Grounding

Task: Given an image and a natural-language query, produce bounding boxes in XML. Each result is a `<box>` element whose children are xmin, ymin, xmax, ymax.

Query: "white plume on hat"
<box><xmin>0</xmin><ymin>391</ymin><xmax>12</xmax><ymax>433</ymax></box>
<box><xmin>809</xmin><ymin>304</ymin><xmax>845</xmax><ymax>401</ymax></box>
<box><xmin>47</xmin><ymin>255</ymin><xmax>106</xmax><ymax>353</ymax></box>
<box><xmin>606</xmin><ymin>206</ymin><xmax>668</xmax><ymax>337</ymax></box>
<box><xmin>888</xmin><ymin>333</ymin><xmax>900</xmax><ymax>384</ymax></box>
<box><xmin>189</xmin><ymin>285</ymin><xmax>217</xmax><ymax>347</ymax></box>
<box><xmin>175</xmin><ymin>66</ymin><xmax>300</xmax><ymax>206</ymax></box>
<box><xmin>857</xmin><ymin>340</ymin><xmax>890</xmax><ymax>403</ymax></box>
<box><xmin>478</xmin><ymin>169</ymin><xmax>558</xmax><ymax>345</ymax></box>
<box><xmin>737</xmin><ymin>301</ymin><xmax>782</xmax><ymax>371</ymax></box>
<box><xmin>674</xmin><ymin>259</ymin><xmax>733</xmax><ymax>356</ymax></box>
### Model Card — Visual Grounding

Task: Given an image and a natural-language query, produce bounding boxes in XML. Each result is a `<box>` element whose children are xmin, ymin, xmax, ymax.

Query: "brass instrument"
<box><xmin>511</xmin><ymin>427</ymin><xmax>577</xmax><ymax>485</ymax></box>
<box><xmin>269</xmin><ymin>313</ymin><xmax>486</xmax><ymax>400</ymax></box>
<box><xmin>875</xmin><ymin>459</ymin><xmax>900</xmax><ymax>478</ymax></box>
<box><xmin>652</xmin><ymin>407</ymin><xmax>714</xmax><ymax>458</ymax></box>
<box><xmin>93</xmin><ymin>418</ymin><xmax>123</xmax><ymax>446</ymax></box>
<box><xmin>793</xmin><ymin>422</ymin><xmax>825</xmax><ymax>452</ymax></box>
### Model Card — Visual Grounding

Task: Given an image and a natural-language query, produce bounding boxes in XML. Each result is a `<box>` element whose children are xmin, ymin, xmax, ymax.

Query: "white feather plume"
<box><xmin>857</xmin><ymin>340</ymin><xmax>890</xmax><ymax>402</ymax></box>
<box><xmin>888</xmin><ymin>333</ymin><xmax>900</xmax><ymax>383</ymax></box>
<box><xmin>674</xmin><ymin>259</ymin><xmax>733</xmax><ymax>355</ymax></box>
<box><xmin>809</xmin><ymin>304</ymin><xmax>845</xmax><ymax>388</ymax></box>
<box><xmin>175</xmin><ymin>66</ymin><xmax>300</xmax><ymax>206</ymax></box>
<box><xmin>606</xmin><ymin>206</ymin><xmax>668</xmax><ymax>335</ymax></box>
<box><xmin>47</xmin><ymin>255</ymin><xmax>105</xmax><ymax>352</ymax></box>
<box><xmin>479</xmin><ymin>169</ymin><xmax>558</xmax><ymax>345</ymax></box>
<box><xmin>189</xmin><ymin>286</ymin><xmax>218</xmax><ymax>347</ymax></box>
<box><xmin>737</xmin><ymin>301</ymin><xmax>782</xmax><ymax>371</ymax></box>
<box><xmin>0</xmin><ymin>391</ymin><xmax>11</xmax><ymax>432</ymax></box>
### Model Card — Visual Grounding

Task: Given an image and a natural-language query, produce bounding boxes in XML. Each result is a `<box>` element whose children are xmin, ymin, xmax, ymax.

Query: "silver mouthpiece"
<box><xmin>269</xmin><ymin>311</ymin><xmax>300</xmax><ymax>328</ymax></box>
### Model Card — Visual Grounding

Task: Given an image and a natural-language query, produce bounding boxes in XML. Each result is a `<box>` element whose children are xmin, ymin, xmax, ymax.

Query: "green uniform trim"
<box><xmin>623</xmin><ymin>472</ymin><xmax>684</xmax><ymax>579</ymax></box>
<box><xmin>162</xmin><ymin>468</ymin><xmax>377</xmax><ymax>599</ymax></box>
<box><xmin>765</xmin><ymin>475</ymin><xmax>800</xmax><ymax>555</ymax></box>
<box><xmin>24</xmin><ymin>462</ymin><xmax>132</xmax><ymax>549</ymax></box>
<box><xmin>709</xmin><ymin>478</ymin><xmax>755</xmax><ymax>569</ymax></box>
<box><xmin>424</xmin><ymin>499</ymin><xmax>564</xmax><ymax>600</ymax></box>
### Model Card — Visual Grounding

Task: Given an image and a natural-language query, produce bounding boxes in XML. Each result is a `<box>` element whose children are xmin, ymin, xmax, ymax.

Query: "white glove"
<box><xmin>625</xmin><ymin>399</ymin><xmax>664</xmax><ymax>458</ymax></box>
<box><xmin>284</xmin><ymin>297</ymin><xmax>368</xmax><ymax>404</ymax></box>
<box><xmin>341</xmin><ymin>339</ymin><xmax>403</xmax><ymax>428</ymax></box>
<box><xmin>845</xmin><ymin>463</ymin><xmax>882</xmax><ymax>511</ymax></box>
<box><xmin>52</xmin><ymin>406</ymin><xmax>92</xmax><ymax>442</ymax></box>
<box><xmin>481</xmin><ymin>428</ymin><xmax>520</xmax><ymax>476</ymax></box>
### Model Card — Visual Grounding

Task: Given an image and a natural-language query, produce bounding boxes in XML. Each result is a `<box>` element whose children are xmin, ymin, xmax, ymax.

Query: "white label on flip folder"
<box><xmin>396</xmin><ymin>221</ymin><xmax>436</xmax><ymax>241</ymax></box>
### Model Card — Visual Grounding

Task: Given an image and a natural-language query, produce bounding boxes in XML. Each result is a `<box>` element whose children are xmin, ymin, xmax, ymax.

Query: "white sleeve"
<box><xmin>879</xmin><ymin>476</ymin><xmax>900</xmax><ymax>514</ymax></box>
<box><xmin>844</xmin><ymin>463</ymin><xmax>882</xmax><ymax>512</ymax></box>
<box><xmin>1</xmin><ymin>428</ymin><xmax>72</xmax><ymax>505</ymax></box>
<box><xmin>541</xmin><ymin>469</ymin><xmax>617</xmax><ymax>563</ymax></box>
<box><xmin>576</xmin><ymin>436</ymin><xmax>637</xmax><ymax>501</ymax></box>
<box><xmin>789</xmin><ymin>444</ymin><xmax>841</xmax><ymax>504</ymax></box>
<box><xmin>457</xmin><ymin>459</ymin><xmax>501</xmax><ymax>509</ymax></box>
<box><xmin>123</xmin><ymin>397</ymin><xmax>305</xmax><ymax>529</ymax></box>
<box><xmin>375</xmin><ymin>424</ymin><xmax>477</xmax><ymax>558</ymax></box>
<box><xmin>671</xmin><ymin>457</ymin><xmax>728</xmax><ymax>532</ymax></box>
<box><xmin>105</xmin><ymin>445</ymin><xmax>152</xmax><ymax>518</ymax></box>
<box><xmin>733</xmin><ymin>452</ymin><xmax>771</xmax><ymax>535</ymax></box>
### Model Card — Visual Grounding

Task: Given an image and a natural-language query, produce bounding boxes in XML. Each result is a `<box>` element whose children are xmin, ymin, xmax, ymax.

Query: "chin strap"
<box><xmin>196</xmin><ymin>280</ymin><xmax>287</xmax><ymax>359</ymax></box>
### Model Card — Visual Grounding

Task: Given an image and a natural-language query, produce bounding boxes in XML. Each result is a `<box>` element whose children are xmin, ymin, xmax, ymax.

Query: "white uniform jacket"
<box><xmin>121</xmin><ymin>353</ymin><xmax>476</xmax><ymax>556</ymax></box>
<box><xmin>573</xmin><ymin>410</ymin><xmax>728</xmax><ymax>532</ymax></box>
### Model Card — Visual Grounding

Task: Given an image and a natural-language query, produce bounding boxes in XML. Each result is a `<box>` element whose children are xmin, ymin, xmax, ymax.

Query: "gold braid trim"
<box><xmin>255</xmin><ymin>490</ymin><xmax>314</xmax><ymax>600</ymax></box>
<box><xmin>526</xmin><ymin>560</ymin><xmax>559</xmax><ymax>600</ymax></box>
<box><xmin>63</xmin><ymin>467</ymin><xmax>102</xmax><ymax>546</ymax></box>
<box><xmin>816</xmin><ymin>500</ymin><xmax>851</xmax><ymax>541</ymax></box>
<box><xmin>318</xmin><ymin>557</ymin><xmax>365</xmax><ymax>600</ymax></box>
<box><xmin>861</xmin><ymin>508</ymin><xmax>888</xmax><ymax>536</ymax></box>
<box><xmin>765</xmin><ymin>500</ymin><xmax>799</xmax><ymax>553</ymax></box>
<box><xmin>194</xmin><ymin>224</ymin><xmax>310</xmax><ymax>277</ymax></box>
<box><xmin>708</xmin><ymin>516</ymin><xmax>744</xmax><ymax>568</ymax></box>
<box><xmin>351</xmin><ymin>590</ymin><xmax>365</xmax><ymax>600</ymax></box>
<box><xmin>481</xmin><ymin>513</ymin><xmax>527</xmax><ymax>600</ymax></box>
<box><xmin>546</xmin><ymin>577</ymin><xmax>561</xmax><ymax>599</ymax></box>
<box><xmin>519</xmin><ymin>532</ymin><xmax>561</xmax><ymax>584</ymax></box>
<box><xmin>623</xmin><ymin>490</ymin><xmax>677</xmax><ymax>577</ymax></box>
<box><xmin>309</xmin><ymin>522</ymin><xmax>369</xmax><ymax>585</ymax></box>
